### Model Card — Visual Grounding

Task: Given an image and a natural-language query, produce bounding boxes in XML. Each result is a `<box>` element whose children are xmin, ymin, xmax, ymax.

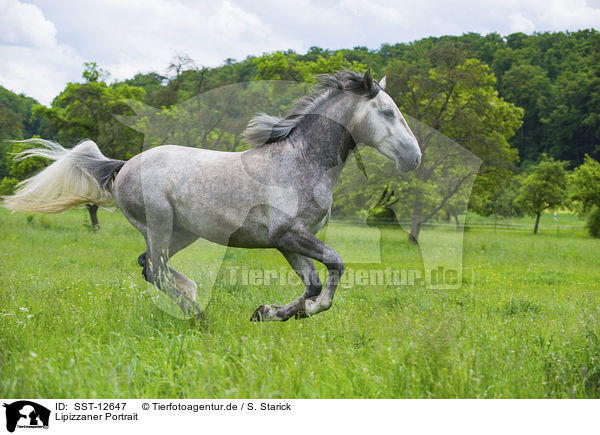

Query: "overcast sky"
<box><xmin>1</xmin><ymin>0</ymin><xmax>599</xmax><ymax>106</ymax></box>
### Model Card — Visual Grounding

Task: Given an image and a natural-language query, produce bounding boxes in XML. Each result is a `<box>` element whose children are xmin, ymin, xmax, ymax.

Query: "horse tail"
<box><xmin>2</xmin><ymin>139</ymin><xmax>125</xmax><ymax>214</ymax></box>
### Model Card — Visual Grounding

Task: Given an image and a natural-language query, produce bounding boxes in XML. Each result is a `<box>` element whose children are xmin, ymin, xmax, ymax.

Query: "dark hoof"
<box><xmin>250</xmin><ymin>304</ymin><xmax>280</xmax><ymax>322</ymax></box>
<box><xmin>138</xmin><ymin>252</ymin><xmax>146</xmax><ymax>267</ymax></box>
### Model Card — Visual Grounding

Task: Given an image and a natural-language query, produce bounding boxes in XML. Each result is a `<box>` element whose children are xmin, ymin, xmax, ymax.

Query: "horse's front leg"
<box><xmin>251</xmin><ymin>252</ymin><xmax>322</xmax><ymax>321</ymax></box>
<box><xmin>251</xmin><ymin>223</ymin><xmax>344</xmax><ymax>321</ymax></box>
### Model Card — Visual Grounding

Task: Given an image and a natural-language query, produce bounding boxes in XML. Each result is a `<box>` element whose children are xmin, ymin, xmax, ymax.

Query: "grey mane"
<box><xmin>242</xmin><ymin>70</ymin><xmax>381</xmax><ymax>146</ymax></box>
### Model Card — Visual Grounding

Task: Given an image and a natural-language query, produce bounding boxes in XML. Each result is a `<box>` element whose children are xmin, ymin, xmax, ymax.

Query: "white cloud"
<box><xmin>536</xmin><ymin>0</ymin><xmax>600</xmax><ymax>28</ymax></box>
<box><xmin>0</xmin><ymin>44</ymin><xmax>81</xmax><ymax>104</ymax></box>
<box><xmin>13</xmin><ymin>0</ymin><xmax>301</xmax><ymax>87</ymax></box>
<box><xmin>340</xmin><ymin>0</ymin><xmax>405</xmax><ymax>25</ymax></box>
<box><xmin>0</xmin><ymin>0</ymin><xmax>57</xmax><ymax>47</ymax></box>
<box><xmin>0</xmin><ymin>0</ymin><xmax>83</xmax><ymax>104</ymax></box>
<box><xmin>509</xmin><ymin>12</ymin><xmax>536</xmax><ymax>33</ymax></box>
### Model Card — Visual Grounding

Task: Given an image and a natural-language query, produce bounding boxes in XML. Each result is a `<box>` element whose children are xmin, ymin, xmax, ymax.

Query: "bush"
<box><xmin>0</xmin><ymin>177</ymin><xmax>18</xmax><ymax>196</ymax></box>
<box><xmin>586</xmin><ymin>207</ymin><xmax>600</xmax><ymax>238</ymax></box>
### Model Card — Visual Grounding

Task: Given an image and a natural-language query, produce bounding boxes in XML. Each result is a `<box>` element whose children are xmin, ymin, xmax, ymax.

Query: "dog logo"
<box><xmin>3</xmin><ymin>401</ymin><xmax>50</xmax><ymax>432</ymax></box>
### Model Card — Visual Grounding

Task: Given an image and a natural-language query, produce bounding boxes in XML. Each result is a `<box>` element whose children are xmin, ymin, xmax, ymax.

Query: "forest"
<box><xmin>1</xmin><ymin>29</ymin><xmax>599</xmax><ymax>237</ymax></box>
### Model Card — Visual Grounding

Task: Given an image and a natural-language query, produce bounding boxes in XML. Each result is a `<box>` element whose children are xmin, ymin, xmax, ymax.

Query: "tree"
<box><xmin>570</xmin><ymin>155</ymin><xmax>600</xmax><ymax>237</ymax></box>
<box><xmin>34</xmin><ymin>63</ymin><xmax>144</xmax><ymax>159</ymax></box>
<box><xmin>545</xmin><ymin>69</ymin><xmax>600</xmax><ymax>164</ymax></box>
<box><xmin>385</xmin><ymin>44</ymin><xmax>522</xmax><ymax>242</ymax></box>
<box><xmin>0</xmin><ymin>141</ymin><xmax>49</xmax><ymax>196</ymax></box>
<box><xmin>253</xmin><ymin>51</ymin><xmax>366</xmax><ymax>82</ymax></box>
<box><xmin>488</xmin><ymin>30</ymin><xmax>600</xmax><ymax>165</ymax></box>
<box><xmin>164</xmin><ymin>52</ymin><xmax>198</xmax><ymax>106</ymax></box>
<box><xmin>500</xmin><ymin>64</ymin><xmax>551</xmax><ymax>162</ymax></box>
<box><xmin>82</xmin><ymin>61</ymin><xmax>110</xmax><ymax>83</ymax></box>
<box><xmin>515</xmin><ymin>156</ymin><xmax>568</xmax><ymax>234</ymax></box>
<box><xmin>0</xmin><ymin>86</ymin><xmax>41</xmax><ymax>181</ymax></box>
<box><xmin>484</xmin><ymin>175</ymin><xmax>523</xmax><ymax>219</ymax></box>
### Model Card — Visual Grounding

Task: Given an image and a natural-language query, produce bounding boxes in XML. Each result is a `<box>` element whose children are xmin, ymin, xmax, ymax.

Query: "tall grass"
<box><xmin>1</xmin><ymin>208</ymin><xmax>599</xmax><ymax>398</ymax></box>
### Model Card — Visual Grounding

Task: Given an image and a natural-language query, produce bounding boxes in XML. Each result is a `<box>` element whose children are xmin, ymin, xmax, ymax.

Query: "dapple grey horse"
<box><xmin>3</xmin><ymin>70</ymin><xmax>421</xmax><ymax>321</ymax></box>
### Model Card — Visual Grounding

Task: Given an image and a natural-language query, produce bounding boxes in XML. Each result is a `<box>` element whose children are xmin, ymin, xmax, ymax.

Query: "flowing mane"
<box><xmin>242</xmin><ymin>70</ymin><xmax>382</xmax><ymax>146</ymax></box>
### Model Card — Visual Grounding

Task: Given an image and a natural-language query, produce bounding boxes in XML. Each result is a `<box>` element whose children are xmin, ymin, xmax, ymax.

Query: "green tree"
<box><xmin>515</xmin><ymin>156</ymin><xmax>568</xmax><ymax>234</ymax></box>
<box><xmin>254</xmin><ymin>51</ymin><xmax>366</xmax><ymax>82</ymax></box>
<box><xmin>385</xmin><ymin>44</ymin><xmax>522</xmax><ymax>242</ymax></box>
<box><xmin>0</xmin><ymin>176</ymin><xmax>18</xmax><ymax>196</ymax></box>
<box><xmin>487</xmin><ymin>30</ymin><xmax>600</xmax><ymax>165</ymax></box>
<box><xmin>82</xmin><ymin>61</ymin><xmax>110</xmax><ymax>83</ymax></box>
<box><xmin>500</xmin><ymin>64</ymin><xmax>551</xmax><ymax>161</ymax></box>
<box><xmin>545</xmin><ymin>69</ymin><xmax>600</xmax><ymax>164</ymax></box>
<box><xmin>34</xmin><ymin>63</ymin><xmax>145</xmax><ymax>159</ymax></box>
<box><xmin>485</xmin><ymin>175</ymin><xmax>523</xmax><ymax>219</ymax></box>
<box><xmin>570</xmin><ymin>155</ymin><xmax>600</xmax><ymax>237</ymax></box>
<box><xmin>0</xmin><ymin>86</ymin><xmax>41</xmax><ymax>181</ymax></box>
<box><xmin>0</xmin><ymin>140</ymin><xmax>51</xmax><ymax>196</ymax></box>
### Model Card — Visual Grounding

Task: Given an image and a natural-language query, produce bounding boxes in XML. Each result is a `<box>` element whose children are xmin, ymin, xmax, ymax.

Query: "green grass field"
<box><xmin>1</xmin><ymin>207</ymin><xmax>599</xmax><ymax>398</ymax></box>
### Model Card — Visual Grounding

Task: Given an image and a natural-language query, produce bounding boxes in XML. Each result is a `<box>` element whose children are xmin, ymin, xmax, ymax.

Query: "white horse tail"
<box><xmin>2</xmin><ymin>139</ymin><xmax>125</xmax><ymax>214</ymax></box>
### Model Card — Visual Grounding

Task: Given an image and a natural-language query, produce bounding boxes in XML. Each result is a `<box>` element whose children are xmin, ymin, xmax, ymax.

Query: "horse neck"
<box><xmin>291</xmin><ymin>93</ymin><xmax>358</xmax><ymax>173</ymax></box>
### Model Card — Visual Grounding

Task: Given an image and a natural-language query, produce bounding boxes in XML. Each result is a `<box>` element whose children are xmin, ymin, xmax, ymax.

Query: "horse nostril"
<box><xmin>416</xmin><ymin>155</ymin><xmax>421</xmax><ymax>166</ymax></box>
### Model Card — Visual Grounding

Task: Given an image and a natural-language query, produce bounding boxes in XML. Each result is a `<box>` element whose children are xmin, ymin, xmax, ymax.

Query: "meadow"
<box><xmin>1</xmin><ymin>207</ymin><xmax>599</xmax><ymax>398</ymax></box>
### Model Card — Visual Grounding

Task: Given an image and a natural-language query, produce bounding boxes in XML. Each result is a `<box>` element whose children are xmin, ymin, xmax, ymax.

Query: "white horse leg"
<box><xmin>169</xmin><ymin>269</ymin><xmax>197</xmax><ymax>302</ymax></box>
<box><xmin>143</xmin><ymin>206</ymin><xmax>203</xmax><ymax>318</ymax></box>
<box><xmin>166</xmin><ymin>230</ymin><xmax>200</xmax><ymax>301</ymax></box>
<box><xmin>250</xmin><ymin>252</ymin><xmax>322</xmax><ymax>321</ymax></box>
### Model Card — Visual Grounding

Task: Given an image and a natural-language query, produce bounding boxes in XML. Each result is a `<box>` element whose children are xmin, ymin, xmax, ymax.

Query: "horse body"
<box><xmin>115</xmin><ymin>145</ymin><xmax>258</xmax><ymax>245</ymax></box>
<box><xmin>115</xmin><ymin>115</ymin><xmax>352</xmax><ymax>246</ymax></box>
<box><xmin>3</xmin><ymin>70</ymin><xmax>421</xmax><ymax>321</ymax></box>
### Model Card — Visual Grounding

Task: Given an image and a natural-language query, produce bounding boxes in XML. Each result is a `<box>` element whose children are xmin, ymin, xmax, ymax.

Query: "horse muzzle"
<box><xmin>396</xmin><ymin>152</ymin><xmax>421</xmax><ymax>171</ymax></box>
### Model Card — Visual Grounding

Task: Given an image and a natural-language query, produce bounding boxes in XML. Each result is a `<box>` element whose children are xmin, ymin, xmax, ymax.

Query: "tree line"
<box><xmin>0</xmin><ymin>30</ymin><xmax>599</xmax><ymax>239</ymax></box>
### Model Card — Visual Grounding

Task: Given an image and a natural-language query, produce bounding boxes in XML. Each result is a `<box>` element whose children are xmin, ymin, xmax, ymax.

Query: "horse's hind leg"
<box><xmin>143</xmin><ymin>207</ymin><xmax>202</xmax><ymax>318</ymax></box>
<box><xmin>138</xmin><ymin>231</ymin><xmax>199</xmax><ymax>301</ymax></box>
<box><xmin>250</xmin><ymin>252</ymin><xmax>322</xmax><ymax>321</ymax></box>
<box><xmin>165</xmin><ymin>229</ymin><xmax>200</xmax><ymax>301</ymax></box>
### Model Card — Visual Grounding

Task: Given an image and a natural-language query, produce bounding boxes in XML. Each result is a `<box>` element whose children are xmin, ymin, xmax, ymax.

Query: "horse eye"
<box><xmin>382</xmin><ymin>109</ymin><xmax>395</xmax><ymax>119</ymax></box>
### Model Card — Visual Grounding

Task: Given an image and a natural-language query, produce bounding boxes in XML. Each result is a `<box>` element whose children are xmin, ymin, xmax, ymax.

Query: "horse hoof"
<box><xmin>250</xmin><ymin>305</ymin><xmax>270</xmax><ymax>321</ymax></box>
<box><xmin>250</xmin><ymin>304</ymin><xmax>280</xmax><ymax>322</ymax></box>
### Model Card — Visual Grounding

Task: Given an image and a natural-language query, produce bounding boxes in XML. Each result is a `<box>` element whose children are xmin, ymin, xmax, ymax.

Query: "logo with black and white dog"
<box><xmin>3</xmin><ymin>401</ymin><xmax>50</xmax><ymax>433</ymax></box>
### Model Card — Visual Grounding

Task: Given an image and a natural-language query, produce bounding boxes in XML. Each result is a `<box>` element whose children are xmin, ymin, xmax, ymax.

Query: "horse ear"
<box><xmin>364</xmin><ymin>69</ymin><xmax>374</xmax><ymax>92</ymax></box>
<box><xmin>379</xmin><ymin>76</ymin><xmax>387</xmax><ymax>90</ymax></box>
